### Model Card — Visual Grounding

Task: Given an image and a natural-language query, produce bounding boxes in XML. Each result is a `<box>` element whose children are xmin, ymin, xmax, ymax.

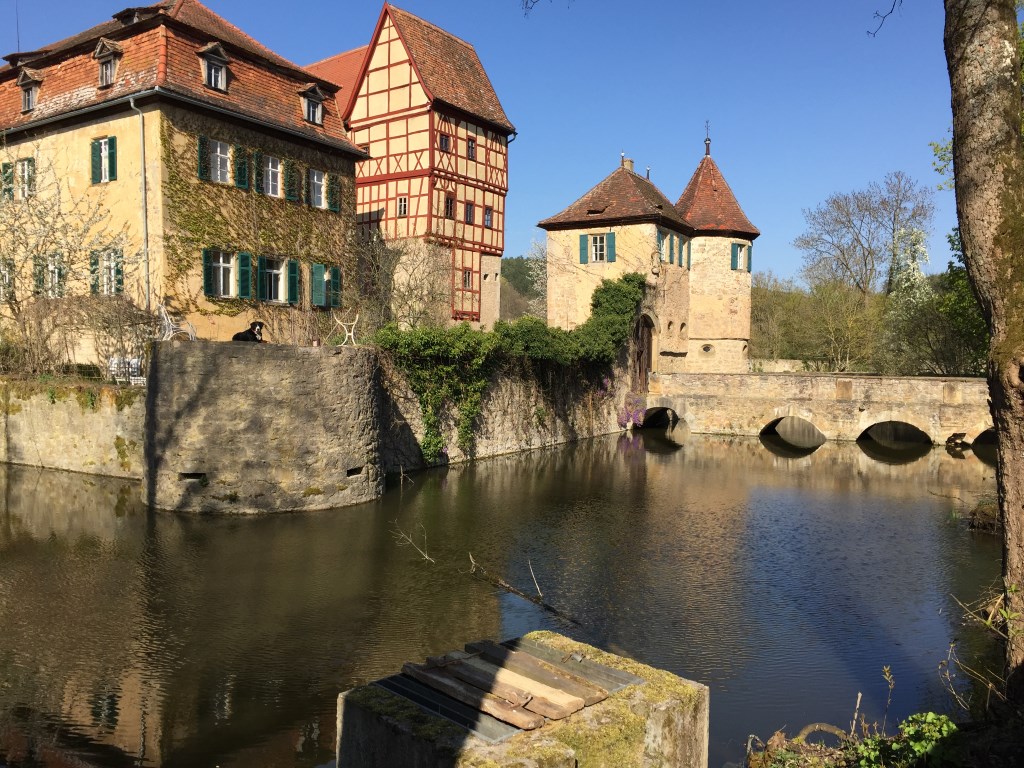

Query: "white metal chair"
<box><xmin>332</xmin><ymin>312</ymin><xmax>359</xmax><ymax>347</ymax></box>
<box><xmin>158</xmin><ymin>304</ymin><xmax>197</xmax><ymax>341</ymax></box>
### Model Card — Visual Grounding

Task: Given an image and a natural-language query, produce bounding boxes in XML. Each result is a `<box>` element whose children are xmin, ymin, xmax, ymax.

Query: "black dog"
<box><xmin>232</xmin><ymin>321</ymin><xmax>265</xmax><ymax>342</ymax></box>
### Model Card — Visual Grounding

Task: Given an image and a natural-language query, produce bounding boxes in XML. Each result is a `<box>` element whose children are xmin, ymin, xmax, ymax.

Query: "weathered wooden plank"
<box><xmin>505</xmin><ymin>638</ymin><xmax>644</xmax><ymax>693</ymax></box>
<box><xmin>401</xmin><ymin>663</ymin><xmax>543</xmax><ymax>730</ymax></box>
<box><xmin>430</xmin><ymin>655</ymin><xmax>533</xmax><ymax>709</ymax></box>
<box><xmin>466</xmin><ymin>640</ymin><xmax>608</xmax><ymax>706</ymax></box>
<box><xmin>447</xmin><ymin>653</ymin><xmax>583</xmax><ymax>718</ymax></box>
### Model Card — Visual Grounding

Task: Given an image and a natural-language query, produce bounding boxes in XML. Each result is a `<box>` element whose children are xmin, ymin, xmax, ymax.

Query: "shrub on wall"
<box><xmin>376</xmin><ymin>272</ymin><xmax>646</xmax><ymax>463</ymax></box>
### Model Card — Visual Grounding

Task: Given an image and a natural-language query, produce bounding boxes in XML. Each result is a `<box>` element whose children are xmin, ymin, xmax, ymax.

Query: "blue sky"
<box><xmin>4</xmin><ymin>0</ymin><xmax>956</xmax><ymax>282</ymax></box>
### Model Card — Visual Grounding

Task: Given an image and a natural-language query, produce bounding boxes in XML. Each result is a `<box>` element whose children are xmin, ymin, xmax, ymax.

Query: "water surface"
<box><xmin>0</xmin><ymin>433</ymin><xmax>1001</xmax><ymax>767</ymax></box>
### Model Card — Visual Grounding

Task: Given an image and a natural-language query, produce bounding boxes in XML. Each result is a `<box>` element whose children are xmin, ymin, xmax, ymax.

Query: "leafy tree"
<box><xmin>501</xmin><ymin>256</ymin><xmax>538</xmax><ymax>299</ymax></box>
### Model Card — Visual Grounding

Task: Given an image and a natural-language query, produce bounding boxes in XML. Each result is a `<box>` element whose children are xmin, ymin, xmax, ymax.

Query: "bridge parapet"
<box><xmin>645</xmin><ymin>372</ymin><xmax>991</xmax><ymax>444</ymax></box>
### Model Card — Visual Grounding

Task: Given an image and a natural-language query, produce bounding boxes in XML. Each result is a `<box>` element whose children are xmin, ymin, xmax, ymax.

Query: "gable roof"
<box><xmin>0</xmin><ymin>0</ymin><xmax>365</xmax><ymax>156</ymax></box>
<box><xmin>306</xmin><ymin>45</ymin><xmax>368</xmax><ymax>116</ymax></box>
<box><xmin>675</xmin><ymin>145</ymin><xmax>759</xmax><ymax>240</ymax></box>
<box><xmin>537</xmin><ymin>163</ymin><xmax>690</xmax><ymax>231</ymax></box>
<box><xmin>313</xmin><ymin>4</ymin><xmax>514</xmax><ymax>135</ymax></box>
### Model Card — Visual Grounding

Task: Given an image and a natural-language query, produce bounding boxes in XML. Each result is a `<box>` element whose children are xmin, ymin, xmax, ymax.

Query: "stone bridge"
<box><xmin>640</xmin><ymin>372</ymin><xmax>993</xmax><ymax>446</ymax></box>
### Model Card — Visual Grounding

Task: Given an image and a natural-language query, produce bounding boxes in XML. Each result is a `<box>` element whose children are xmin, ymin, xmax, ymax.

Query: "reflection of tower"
<box><xmin>675</xmin><ymin>137</ymin><xmax>760</xmax><ymax>373</ymax></box>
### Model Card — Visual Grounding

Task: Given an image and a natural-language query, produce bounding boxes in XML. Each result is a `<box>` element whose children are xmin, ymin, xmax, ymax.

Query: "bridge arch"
<box><xmin>759</xmin><ymin>416</ymin><xmax>826</xmax><ymax>452</ymax></box>
<box><xmin>641</xmin><ymin>406</ymin><xmax>679</xmax><ymax>429</ymax></box>
<box><xmin>856</xmin><ymin>420</ymin><xmax>932</xmax><ymax>464</ymax></box>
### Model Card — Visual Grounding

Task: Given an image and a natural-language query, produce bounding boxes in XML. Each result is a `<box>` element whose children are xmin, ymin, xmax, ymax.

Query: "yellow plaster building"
<box><xmin>540</xmin><ymin>141</ymin><xmax>760</xmax><ymax>381</ymax></box>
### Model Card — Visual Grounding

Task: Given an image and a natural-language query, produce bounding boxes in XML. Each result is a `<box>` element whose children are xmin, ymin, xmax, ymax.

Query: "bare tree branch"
<box><xmin>868</xmin><ymin>0</ymin><xmax>901</xmax><ymax>37</ymax></box>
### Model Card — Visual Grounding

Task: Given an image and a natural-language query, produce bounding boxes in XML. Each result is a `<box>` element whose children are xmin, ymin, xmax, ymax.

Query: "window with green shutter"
<box><xmin>89</xmin><ymin>138</ymin><xmax>117</xmax><ymax>184</ymax></box>
<box><xmin>747</xmin><ymin>244</ymin><xmax>753</xmax><ymax>273</ymax></box>
<box><xmin>579</xmin><ymin>234</ymin><xmax>588</xmax><ymax>264</ymax></box>
<box><xmin>256</xmin><ymin>255</ymin><xmax>268</xmax><ymax>300</ymax></box>
<box><xmin>1</xmin><ymin>162</ymin><xmax>13</xmax><ymax>201</ymax></box>
<box><xmin>686</xmin><ymin>240</ymin><xmax>691</xmax><ymax>269</ymax></box>
<box><xmin>669</xmin><ymin>234</ymin><xmax>675</xmax><ymax>265</ymax></box>
<box><xmin>237</xmin><ymin>252</ymin><xmax>252</xmax><ymax>298</ymax></box>
<box><xmin>201</xmin><ymin>249</ymin><xmax>213</xmax><ymax>296</ymax></box>
<box><xmin>311</xmin><ymin>263</ymin><xmax>326</xmax><ymax>307</ymax></box>
<box><xmin>329</xmin><ymin>266</ymin><xmax>341</xmax><ymax>308</ymax></box>
<box><xmin>286</xmin><ymin>259</ymin><xmax>299</xmax><ymax>305</ymax></box>
<box><xmin>253</xmin><ymin>150</ymin><xmax>264</xmax><ymax>194</ymax></box>
<box><xmin>731</xmin><ymin>243</ymin><xmax>739</xmax><ymax>270</ymax></box>
<box><xmin>606</xmin><ymin>231</ymin><xmax>616</xmax><ymax>263</ymax></box>
<box><xmin>234</xmin><ymin>145</ymin><xmax>249</xmax><ymax>190</ymax></box>
<box><xmin>106</xmin><ymin>137</ymin><xmax>117</xmax><ymax>181</ymax></box>
<box><xmin>326</xmin><ymin>174</ymin><xmax>340</xmax><ymax>212</ymax></box>
<box><xmin>284</xmin><ymin>161</ymin><xmax>300</xmax><ymax>202</ymax></box>
<box><xmin>197</xmin><ymin>135</ymin><xmax>210</xmax><ymax>181</ymax></box>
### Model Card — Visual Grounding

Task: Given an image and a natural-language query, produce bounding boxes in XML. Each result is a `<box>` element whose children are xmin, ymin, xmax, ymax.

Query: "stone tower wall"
<box><xmin>685</xmin><ymin>235</ymin><xmax>752</xmax><ymax>373</ymax></box>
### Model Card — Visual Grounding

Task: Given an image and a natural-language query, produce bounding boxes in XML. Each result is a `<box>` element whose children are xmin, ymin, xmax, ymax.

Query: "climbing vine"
<box><xmin>376</xmin><ymin>272</ymin><xmax>646</xmax><ymax>462</ymax></box>
<box><xmin>160</xmin><ymin>113</ymin><xmax>358</xmax><ymax>342</ymax></box>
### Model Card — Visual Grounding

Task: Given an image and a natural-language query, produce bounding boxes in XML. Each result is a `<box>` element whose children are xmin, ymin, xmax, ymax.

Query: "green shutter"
<box><xmin>256</xmin><ymin>255</ymin><xmax>267</xmax><ymax>300</ymax></box>
<box><xmin>326</xmin><ymin>174</ymin><xmax>340</xmax><ymax>212</ymax></box>
<box><xmin>106</xmin><ymin>137</ymin><xmax>117</xmax><ymax>181</ymax></box>
<box><xmin>202</xmin><ymin>249</ymin><xmax>213</xmax><ymax>296</ymax></box>
<box><xmin>284</xmin><ymin>161</ymin><xmax>299</xmax><ymax>202</ymax></box>
<box><xmin>311</xmin><ymin>263</ymin><xmax>326</xmax><ymax>307</ymax></box>
<box><xmin>90</xmin><ymin>252</ymin><xmax>100</xmax><ymax>294</ymax></box>
<box><xmin>286</xmin><ymin>259</ymin><xmax>299</xmax><ymax>305</ymax></box>
<box><xmin>33</xmin><ymin>255</ymin><xmax>43</xmax><ymax>294</ymax></box>
<box><xmin>1</xmin><ymin>162</ymin><xmax>12</xmax><ymax>200</ymax></box>
<box><xmin>329</xmin><ymin>266</ymin><xmax>341</xmax><ymax>308</ymax></box>
<box><xmin>253</xmin><ymin>151</ymin><xmax>264</xmax><ymax>194</ymax></box>
<box><xmin>747</xmin><ymin>244</ymin><xmax>753</xmax><ymax>273</ymax></box>
<box><xmin>731</xmin><ymin>243</ymin><xmax>739</xmax><ymax>270</ymax></box>
<box><xmin>686</xmin><ymin>240</ymin><xmax>691</xmax><ymax>269</ymax></box>
<box><xmin>669</xmin><ymin>234</ymin><xmax>675</xmax><ymax>265</ymax></box>
<box><xmin>607</xmin><ymin>232</ymin><xmax>616</xmax><ymax>263</ymax></box>
<box><xmin>197</xmin><ymin>136</ymin><xmax>210</xmax><ymax>181</ymax></box>
<box><xmin>234</xmin><ymin>145</ymin><xmax>249</xmax><ymax>190</ymax></box>
<box><xmin>114</xmin><ymin>250</ymin><xmax>124</xmax><ymax>293</ymax></box>
<box><xmin>579</xmin><ymin>234</ymin><xmax>588</xmax><ymax>264</ymax></box>
<box><xmin>237</xmin><ymin>252</ymin><xmax>252</xmax><ymax>299</ymax></box>
<box><xmin>90</xmin><ymin>141</ymin><xmax>102</xmax><ymax>184</ymax></box>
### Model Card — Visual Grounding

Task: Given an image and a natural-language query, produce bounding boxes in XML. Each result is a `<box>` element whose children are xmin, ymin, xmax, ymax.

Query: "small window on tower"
<box><xmin>397</xmin><ymin>196</ymin><xmax>408</xmax><ymax>217</ymax></box>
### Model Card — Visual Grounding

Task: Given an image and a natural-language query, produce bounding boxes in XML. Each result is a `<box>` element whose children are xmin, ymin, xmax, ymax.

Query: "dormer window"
<box><xmin>17</xmin><ymin>69</ymin><xmax>41</xmax><ymax>113</ymax></box>
<box><xmin>93</xmin><ymin>39</ymin><xmax>122</xmax><ymax>89</ymax></box>
<box><xmin>301</xmin><ymin>84</ymin><xmax>326</xmax><ymax>126</ymax></box>
<box><xmin>198</xmin><ymin>43</ymin><xmax>229</xmax><ymax>92</ymax></box>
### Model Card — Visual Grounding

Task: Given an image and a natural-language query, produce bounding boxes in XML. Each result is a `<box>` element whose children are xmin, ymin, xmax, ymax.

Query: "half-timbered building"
<box><xmin>0</xmin><ymin>0</ymin><xmax>365</xmax><ymax>365</ymax></box>
<box><xmin>540</xmin><ymin>141</ymin><xmax>759</xmax><ymax>378</ymax></box>
<box><xmin>309</xmin><ymin>4</ymin><xmax>515</xmax><ymax>327</ymax></box>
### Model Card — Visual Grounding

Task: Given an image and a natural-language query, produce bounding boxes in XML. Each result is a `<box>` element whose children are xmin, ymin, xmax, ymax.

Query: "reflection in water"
<box><xmin>759</xmin><ymin>432</ymin><xmax>820</xmax><ymax>459</ymax></box>
<box><xmin>0</xmin><ymin>436</ymin><xmax>1001</xmax><ymax>767</ymax></box>
<box><xmin>971</xmin><ymin>428</ymin><xmax>998</xmax><ymax>467</ymax></box>
<box><xmin>857</xmin><ymin>437</ymin><xmax>934</xmax><ymax>465</ymax></box>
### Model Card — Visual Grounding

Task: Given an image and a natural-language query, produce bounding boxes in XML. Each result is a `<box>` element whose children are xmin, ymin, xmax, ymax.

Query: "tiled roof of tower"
<box><xmin>307</xmin><ymin>46</ymin><xmax>368</xmax><ymax>114</ymax></box>
<box><xmin>675</xmin><ymin>150</ymin><xmax>759</xmax><ymax>240</ymax></box>
<box><xmin>537</xmin><ymin>164</ymin><xmax>690</xmax><ymax>231</ymax></box>
<box><xmin>0</xmin><ymin>0</ymin><xmax>366</xmax><ymax>156</ymax></box>
<box><xmin>386</xmin><ymin>5</ymin><xmax>514</xmax><ymax>135</ymax></box>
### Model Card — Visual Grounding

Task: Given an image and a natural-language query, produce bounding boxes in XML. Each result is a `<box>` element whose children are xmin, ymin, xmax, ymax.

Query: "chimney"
<box><xmin>622</xmin><ymin>157</ymin><xmax>635</xmax><ymax>172</ymax></box>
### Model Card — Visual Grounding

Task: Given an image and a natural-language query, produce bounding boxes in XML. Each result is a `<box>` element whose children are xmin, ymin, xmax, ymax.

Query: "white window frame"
<box><xmin>263</xmin><ymin>257</ymin><xmax>285</xmax><ymax>302</ymax></box>
<box><xmin>439</xmin><ymin>134</ymin><xmax>451</xmax><ymax>153</ymax></box>
<box><xmin>263</xmin><ymin>155</ymin><xmax>281</xmax><ymax>197</ymax></box>
<box><xmin>462</xmin><ymin>269</ymin><xmax>473</xmax><ymax>290</ymax></box>
<box><xmin>98</xmin><ymin>250</ymin><xmax>122</xmax><ymax>296</ymax></box>
<box><xmin>466</xmin><ymin>138</ymin><xmax>476</xmax><ymax>160</ymax></box>
<box><xmin>465</xmin><ymin>202</ymin><xmax>475</xmax><ymax>225</ymax></box>
<box><xmin>209</xmin><ymin>139</ymin><xmax>230</xmax><ymax>184</ymax></box>
<box><xmin>0</xmin><ymin>260</ymin><xmax>13</xmax><ymax>302</ymax></box>
<box><xmin>591</xmin><ymin>234</ymin><xmax>606</xmax><ymax>263</ymax></box>
<box><xmin>210</xmin><ymin>250</ymin><xmax>234</xmax><ymax>298</ymax></box>
<box><xmin>45</xmin><ymin>254</ymin><xmax>63</xmax><ymax>298</ymax></box>
<box><xmin>16</xmin><ymin>159</ymin><xmax>34</xmax><ymax>200</ymax></box>
<box><xmin>444</xmin><ymin>195</ymin><xmax>455</xmax><ymax>219</ymax></box>
<box><xmin>98</xmin><ymin>57</ymin><xmax>116</xmax><ymax>87</ymax></box>
<box><xmin>484</xmin><ymin>206</ymin><xmax>493</xmax><ymax>228</ymax></box>
<box><xmin>304</xmin><ymin>97</ymin><xmax>323</xmax><ymax>125</ymax></box>
<box><xmin>97</xmin><ymin>138</ymin><xmax>112</xmax><ymax>183</ymax></box>
<box><xmin>205</xmin><ymin>59</ymin><xmax>225</xmax><ymax>91</ymax></box>
<box><xmin>308</xmin><ymin>169</ymin><xmax>325</xmax><ymax>208</ymax></box>
<box><xmin>22</xmin><ymin>86</ymin><xmax>36</xmax><ymax>112</ymax></box>
<box><xmin>397</xmin><ymin>196</ymin><xmax>408</xmax><ymax>217</ymax></box>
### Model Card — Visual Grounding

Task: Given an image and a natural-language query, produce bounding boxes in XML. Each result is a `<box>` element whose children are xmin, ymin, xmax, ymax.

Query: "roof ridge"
<box><xmin>387</xmin><ymin>4</ymin><xmax>476</xmax><ymax>54</ymax></box>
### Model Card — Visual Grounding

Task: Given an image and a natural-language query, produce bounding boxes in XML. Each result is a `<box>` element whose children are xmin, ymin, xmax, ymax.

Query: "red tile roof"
<box><xmin>306</xmin><ymin>46</ymin><xmax>367</xmax><ymax>118</ymax></box>
<box><xmin>0</xmin><ymin>0</ymin><xmax>365</xmax><ymax>156</ymax></box>
<box><xmin>537</xmin><ymin>163</ymin><xmax>689</xmax><ymax>231</ymax></box>
<box><xmin>675</xmin><ymin>149</ymin><xmax>759</xmax><ymax>240</ymax></box>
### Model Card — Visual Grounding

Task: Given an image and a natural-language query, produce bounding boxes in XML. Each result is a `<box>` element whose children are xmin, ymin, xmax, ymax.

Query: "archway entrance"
<box><xmin>632</xmin><ymin>315</ymin><xmax>654</xmax><ymax>393</ymax></box>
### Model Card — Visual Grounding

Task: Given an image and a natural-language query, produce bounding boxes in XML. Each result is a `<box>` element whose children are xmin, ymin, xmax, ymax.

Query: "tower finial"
<box><xmin>704</xmin><ymin>120</ymin><xmax>711</xmax><ymax>156</ymax></box>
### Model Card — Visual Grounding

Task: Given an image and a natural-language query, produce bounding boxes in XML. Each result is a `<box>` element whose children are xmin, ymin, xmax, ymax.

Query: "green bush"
<box><xmin>856</xmin><ymin>713</ymin><xmax>960</xmax><ymax>768</ymax></box>
<box><xmin>376</xmin><ymin>273</ymin><xmax>645</xmax><ymax>463</ymax></box>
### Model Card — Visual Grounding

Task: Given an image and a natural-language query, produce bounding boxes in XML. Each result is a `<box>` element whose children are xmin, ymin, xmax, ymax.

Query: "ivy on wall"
<box><xmin>159</xmin><ymin>111</ymin><xmax>358</xmax><ymax>339</ymax></box>
<box><xmin>377</xmin><ymin>272</ymin><xmax>646</xmax><ymax>462</ymax></box>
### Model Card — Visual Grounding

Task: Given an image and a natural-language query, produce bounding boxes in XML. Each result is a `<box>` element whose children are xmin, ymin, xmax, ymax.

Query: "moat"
<box><xmin>0</xmin><ymin>432</ymin><xmax>1001</xmax><ymax>767</ymax></box>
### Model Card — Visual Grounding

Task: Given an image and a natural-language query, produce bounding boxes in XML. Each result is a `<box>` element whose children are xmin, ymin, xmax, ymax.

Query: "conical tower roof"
<box><xmin>675</xmin><ymin>140</ymin><xmax>759</xmax><ymax>240</ymax></box>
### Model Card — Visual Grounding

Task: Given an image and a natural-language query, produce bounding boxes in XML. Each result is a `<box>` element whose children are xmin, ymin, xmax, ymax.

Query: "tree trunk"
<box><xmin>944</xmin><ymin>0</ymin><xmax>1024</xmax><ymax>703</ymax></box>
